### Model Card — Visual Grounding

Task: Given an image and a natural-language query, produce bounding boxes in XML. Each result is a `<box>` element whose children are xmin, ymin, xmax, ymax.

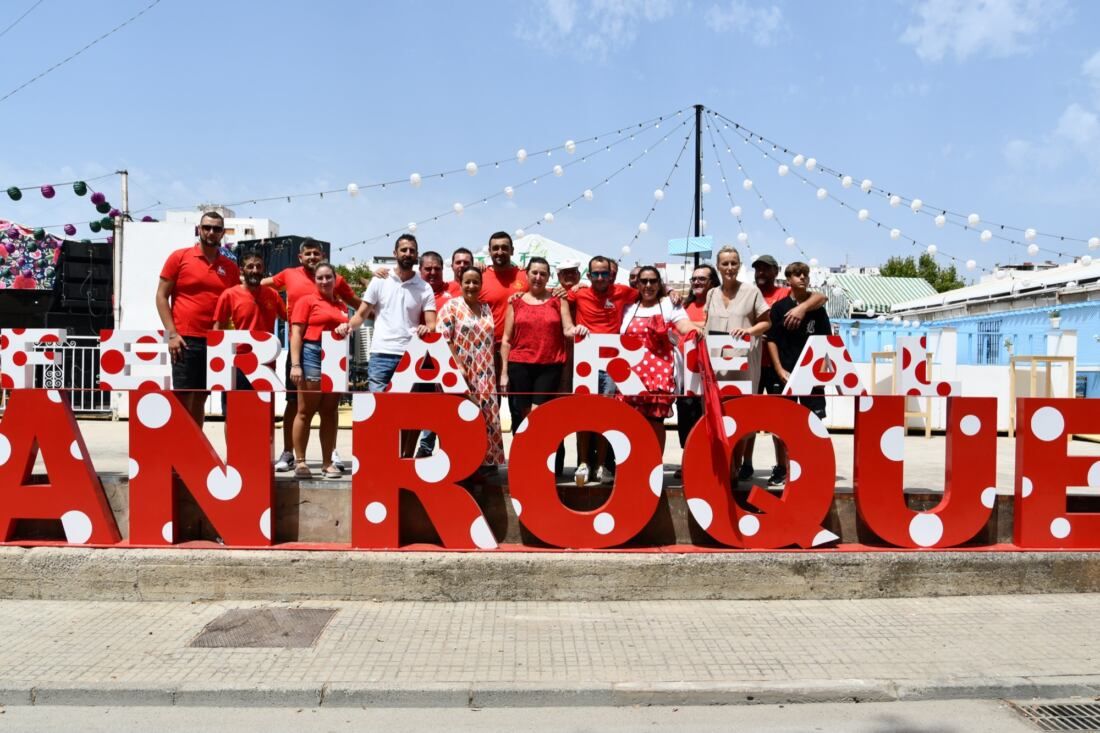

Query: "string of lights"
<box><xmin>0</xmin><ymin>0</ymin><xmax>46</xmax><ymax>41</ymax></box>
<box><xmin>618</xmin><ymin>124</ymin><xmax>692</xmax><ymax>254</ymax></box>
<box><xmin>6</xmin><ymin>171</ymin><xmax>118</xmax><ymax>194</ymax></box>
<box><xmin>701</xmin><ymin>114</ymin><xmax>752</xmax><ymax>259</ymax></box>
<box><xmin>707</xmin><ymin>108</ymin><xmax>1099</xmax><ymax>255</ymax></box>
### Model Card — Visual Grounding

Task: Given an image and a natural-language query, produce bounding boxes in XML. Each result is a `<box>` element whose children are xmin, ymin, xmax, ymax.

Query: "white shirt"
<box><xmin>363</xmin><ymin>271</ymin><xmax>436</xmax><ymax>355</ymax></box>
<box><xmin>619</xmin><ymin>298</ymin><xmax>686</xmax><ymax>333</ymax></box>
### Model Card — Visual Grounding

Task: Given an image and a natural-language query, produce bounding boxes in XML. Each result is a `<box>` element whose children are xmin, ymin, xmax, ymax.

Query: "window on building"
<box><xmin>976</xmin><ymin>319</ymin><xmax>1002</xmax><ymax>365</ymax></box>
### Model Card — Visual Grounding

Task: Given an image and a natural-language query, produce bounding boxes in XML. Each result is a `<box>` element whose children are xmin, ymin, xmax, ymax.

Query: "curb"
<box><xmin>4</xmin><ymin>676</ymin><xmax>1098</xmax><ymax>707</ymax></box>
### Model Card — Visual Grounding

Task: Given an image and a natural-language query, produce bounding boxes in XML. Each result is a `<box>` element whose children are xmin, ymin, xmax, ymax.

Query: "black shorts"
<box><xmin>220</xmin><ymin>369</ymin><xmax>252</xmax><ymax>413</ymax></box>
<box><xmin>172</xmin><ymin>336</ymin><xmax>208</xmax><ymax>391</ymax></box>
<box><xmin>759</xmin><ymin>367</ymin><xmax>784</xmax><ymax>395</ymax></box>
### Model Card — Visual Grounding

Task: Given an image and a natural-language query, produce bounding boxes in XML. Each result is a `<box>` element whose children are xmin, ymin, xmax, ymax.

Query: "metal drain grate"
<box><xmin>1012</xmin><ymin>702</ymin><xmax>1100</xmax><ymax>731</ymax></box>
<box><xmin>190</xmin><ymin>608</ymin><xmax>337</xmax><ymax>648</ymax></box>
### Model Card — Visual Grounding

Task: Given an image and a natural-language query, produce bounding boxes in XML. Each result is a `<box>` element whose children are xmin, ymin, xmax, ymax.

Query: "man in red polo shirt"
<box><xmin>446</xmin><ymin>247</ymin><xmax>474</xmax><ymax>298</ymax></box>
<box><xmin>419</xmin><ymin>250</ymin><xmax>453</xmax><ymax>311</ymax></box>
<box><xmin>262</xmin><ymin>238</ymin><xmax>362</xmax><ymax>472</ymax></box>
<box><xmin>479</xmin><ymin>232</ymin><xmax>529</xmax><ymax>386</ymax></box>
<box><xmin>155</xmin><ymin>210</ymin><xmax>241</xmax><ymax>425</ymax></box>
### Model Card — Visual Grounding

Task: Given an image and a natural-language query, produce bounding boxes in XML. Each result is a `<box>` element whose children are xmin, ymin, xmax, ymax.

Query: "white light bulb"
<box><xmin>966</xmin><ymin>259</ymin><xmax>976</xmax><ymax>270</ymax></box>
<box><xmin>934</xmin><ymin>214</ymin><xmax>946</xmax><ymax>228</ymax></box>
<box><xmin>852</xmin><ymin>299</ymin><xmax>864</xmax><ymax>309</ymax></box>
<box><xmin>347</xmin><ymin>183</ymin><xmax>359</xmax><ymax>196</ymax></box>
<box><xmin>867</xmin><ymin>308</ymin><xmax>876</xmax><ymax>317</ymax></box>
<box><xmin>927</xmin><ymin>244</ymin><xmax>937</xmax><ymax>255</ymax></box>
<box><xmin>453</xmin><ymin>202</ymin><xmax>464</xmax><ymax>214</ymax></box>
<box><xmin>889</xmin><ymin>195</ymin><xmax>901</xmax><ymax>207</ymax></box>
<box><xmin>763</xmin><ymin>208</ymin><xmax>774</xmax><ymax>220</ymax></box>
<box><xmin>407</xmin><ymin>222</ymin><xmax>417</xmax><ymax>233</ymax></box>
<box><xmin>730</xmin><ymin>205</ymin><xmax>742</xmax><ymax>217</ymax></box>
<box><xmin>701</xmin><ymin>182</ymin><xmax>712</xmax><ymax>194</ymax></box>
<box><xmin>858</xmin><ymin>208</ymin><xmax>869</xmax><ymax>221</ymax></box>
<box><xmin>504</xmin><ymin>186</ymin><xmax>514</xmax><ymax>198</ymax></box>
<box><xmin>553</xmin><ymin>164</ymin><xmax>564</xmax><ymax>177</ymax></box>
<box><xmin>638</xmin><ymin>222</ymin><xmax>648</xmax><ymax>233</ymax></box>
<box><xmin>583</xmin><ymin>189</ymin><xmax>594</xmax><ymax>201</ymax></box>
<box><xmin>816</xmin><ymin>187</ymin><xmax>828</xmax><ymax>200</ymax></box>
<box><xmin>737</xmin><ymin>232</ymin><xmax>749</xmax><ymax>244</ymax></box>
<box><xmin>793</xmin><ymin>154</ymin><xmax>805</xmax><ymax>166</ymax></box>
<box><xmin>778</xmin><ymin>164</ymin><xmax>789</xmax><ymax>176</ymax></box>
<box><xmin>967</xmin><ymin>213</ymin><xmax>980</xmax><ymax>227</ymax></box>
<box><xmin>515</xmin><ymin>228</ymin><xmax>525</xmax><ymax>238</ymax></box>
<box><xmin>809</xmin><ymin>257</ymin><xmax>819</xmax><ymax>266</ymax></box>
<box><xmin>980</xmin><ymin>229</ymin><xmax>992</xmax><ymax>242</ymax></box>
<box><xmin>878</xmin><ymin>314</ymin><xmax>887</xmax><ymax>322</ymax></box>
<box><xmin>890</xmin><ymin>228</ymin><xmax>901</xmax><ymax>240</ymax></box>
<box><xmin>785</xmin><ymin>236</ymin><xmax>796</xmax><ymax>247</ymax></box>
<box><xmin>805</xmin><ymin>157</ymin><xmax>817</xmax><ymax>171</ymax></box>
<box><xmin>410</xmin><ymin>173</ymin><xmax>422</xmax><ymax>188</ymax></box>
<box><xmin>516</xmin><ymin>149</ymin><xmax>527</xmax><ymax>163</ymax></box>
<box><xmin>1027</xmin><ymin>243</ymin><xmax>1039</xmax><ymax>256</ymax></box>
<box><xmin>1083</xmin><ymin>255</ymin><xmax>1094</xmax><ymax>266</ymax></box>
<box><xmin>742</xmin><ymin>179</ymin><xmax>753</xmax><ymax>191</ymax></box>
<box><xmin>564</xmin><ymin>139</ymin><xmax>576</xmax><ymax>154</ymax></box>
<box><xmin>910</xmin><ymin>198</ymin><xmax>923</xmax><ymax>212</ymax></box>
<box><xmin>466</xmin><ymin>161</ymin><xmax>478</xmax><ymax>176</ymax></box>
<box><xmin>1025</xmin><ymin>228</ymin><xmax>1037</xmax><ymax>241</ymax></box>
<box><xmin>654</xmin><ymin>189</ymin><xmax>665</xmax><ymax>201</ymax></box>
<box><xmin>892</xmin><ymin>316</ymin><xmax>901</xmax><ymax>324</ymax></box>
<box><xmin>1089</xmin><ymin>236</ymin><xmax>1100</xmax><ymax>249</ymax></box>
<box><xmin>860</xmin><ymin>179</ymin><xmax>873</xmax><ymax>192</ymax></box>
<box><xmin>544</xmin><ymin>212</ymin><xmax>554</xmax><ymax>223</ymax></box>
<box><xmin>842</xmin><ymin>175</ymin><xmax>853</xmax><ymax>188</ymax></box>
<box><xmin>621</xmin><ymin>245</ymin><xmax>631</xmax><ymax>255</ymax></box>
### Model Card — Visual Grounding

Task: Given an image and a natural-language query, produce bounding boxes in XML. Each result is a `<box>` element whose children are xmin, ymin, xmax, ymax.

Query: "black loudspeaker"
<box><xmin>58</xmin><ymin>241</ymin><xmax>112</xmax><ymax>310</ymax></box>
<box><xmin>0</xmin><ymin>289</ymin><xmax>52</xmax><ymax>328</ymax></box>
<box><xmin>235</xmin><ymin>235</ymin><xmax>331</xmax><ymax>278</ymax></box>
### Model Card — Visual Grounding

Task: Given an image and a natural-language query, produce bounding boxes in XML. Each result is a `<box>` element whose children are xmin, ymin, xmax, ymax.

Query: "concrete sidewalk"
<box><xmin>1</xmin><ymin>593</ymin><xmax>1099</xmax><ymax>707</ymax></box>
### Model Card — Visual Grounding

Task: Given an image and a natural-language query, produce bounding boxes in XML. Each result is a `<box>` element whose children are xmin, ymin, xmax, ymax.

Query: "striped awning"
<box><xmin>830</xmin><ymin>274</ymin><xmax>937</xmax><ymax>315</ymax></box>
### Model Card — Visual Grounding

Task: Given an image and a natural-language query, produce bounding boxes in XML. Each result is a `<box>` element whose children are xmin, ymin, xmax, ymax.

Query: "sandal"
<box><xmin>294</xmin><ymin>461</ymin><xmax>312</xmax><ymax>479</ymax></box>
<box><xmin>322</xmin><ymin>465</ymin><xmax>343</xmax><ymax>480</ymax></box>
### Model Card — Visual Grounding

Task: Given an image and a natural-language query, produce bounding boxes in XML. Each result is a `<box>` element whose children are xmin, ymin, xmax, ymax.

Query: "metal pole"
<box><xmin>113</xmin><ymin>170</ymin><xmax>128</xmax><ymax>330</ymax></box>
<box><xmin>692</xmin><ymin>104</ymin><xmax>704</xmax><ymax>268</ymax></box>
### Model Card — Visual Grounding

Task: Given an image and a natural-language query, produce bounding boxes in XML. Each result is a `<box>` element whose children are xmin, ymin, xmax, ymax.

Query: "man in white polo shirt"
<box><xmin>348</xmin><ymin>234</ymin><xmax>436</xmax><ymax>392</ymax></box>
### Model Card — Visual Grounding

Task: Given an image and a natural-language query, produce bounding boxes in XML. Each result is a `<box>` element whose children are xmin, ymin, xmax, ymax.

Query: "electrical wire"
<box><xmin>0</xmin><ymin>0</ymin><xmax>46</xmax><ymax>41</ymax></box>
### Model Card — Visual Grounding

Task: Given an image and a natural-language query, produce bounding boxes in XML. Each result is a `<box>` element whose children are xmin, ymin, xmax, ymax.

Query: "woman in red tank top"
<box><xmin>500</xmin><ymin>257</ymin><xmax>586</xmax><ymax>426</ymax></box>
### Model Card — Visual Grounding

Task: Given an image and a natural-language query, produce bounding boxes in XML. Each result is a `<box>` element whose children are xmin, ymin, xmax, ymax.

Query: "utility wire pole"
<box><xmin>692</xmin><ymin>104</ymin><xmax>704</xmax><ymax>268</ymax></box>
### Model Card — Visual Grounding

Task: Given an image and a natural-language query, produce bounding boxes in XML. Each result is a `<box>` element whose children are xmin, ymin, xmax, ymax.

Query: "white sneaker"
<box><xmin>574</xmin><ymin>463</ymin><xmax>590</xmax><ymax>487</ymax></box>
<box><xmin>274</xmin><ymin>450</ymin><xmax>294</xmax><ymax>472</ymax></box>
<box><xmin>596</xmin><ymin>466</ymin><xmax>613</xmax><ymax>484</ymax></box>
<box><xmin>331</xmin><ymin>450</ymin><xmax>346</xmax><ymax>471</ymax></box>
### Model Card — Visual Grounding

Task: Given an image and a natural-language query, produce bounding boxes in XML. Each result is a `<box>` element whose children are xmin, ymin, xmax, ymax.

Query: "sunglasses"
<box><xmin>690</xmin><ymin>276</ymin><xmax>710</xmax><ymax>283</ymax></box>
<box><xmin>200</xmin><ymin>225</ymin><xmax>224</xmax><ymax>233</ymax></box>
<box><xmin>637</xmin><ymin>278</ymin><xmax>660</xmax><ymax>285</ymax></box>
<box><xmin>589</xmin><ymin>271</ymin><xmax>612</xmax><ymax>279</ymax></box>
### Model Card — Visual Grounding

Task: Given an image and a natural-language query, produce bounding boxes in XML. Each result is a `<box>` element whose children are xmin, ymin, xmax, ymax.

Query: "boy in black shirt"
<box><xmin>763</xmin><ymin>261</ymin><xmax>830</xmax><ymax>486</ymax></box>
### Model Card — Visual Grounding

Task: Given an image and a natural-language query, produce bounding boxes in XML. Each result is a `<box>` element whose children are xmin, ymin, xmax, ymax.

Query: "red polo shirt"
<box><xmin>290</xmin><ymin>292</ymin><xmax>349</xmax><ymax>341</ymax></box>
<box><xmin>433</xmin><ymin>287</ymin><xmax>454</xmax><ymax>312</ymax></box>
<box><xmin>214</xmin><ymin>285</ymin><xmax>286</xmax><ymax>332</ymax></box>
<box><xmin>270</xmin><ymin>265</ymin><xmax>356</xmax><ymax>317</ymax></box>
<box><xmin>446</xmin><ymin>280</ymin><xmax>462</xmax><ymax>298</ymax></box>
<box><xmin>480</xmin><ymin>265</ymin><xmax>529</xmax><ymax>340</ymax></box>
<box><xmin>160</xmin><ymin>244</ymin><xmax>241</xmax><ymax>338</ymax></box>
<box><xmin>759</xmin><ymin>283</ymin><xmax>791</xmax><ymax>306</ymax></box>
<box><xmin>568</xmin><ymin>284</ymin><xmax>637</xmax><ymax>334</ymax></box>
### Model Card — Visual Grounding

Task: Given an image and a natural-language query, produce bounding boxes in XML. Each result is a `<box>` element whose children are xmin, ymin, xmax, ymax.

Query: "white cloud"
<box><xmin>518</xmin><ymin>0</ymin><xmax>675</xmax><ymax>58</ymax></box>
<box><xmin>704</xmin><ymin>1</ymin><xmax>785</xmax><ymax>46</ymax></box>
<box><xmin>901</xmin><ymin>0</ymin><xmax>1066</xmax><ymax>63</ymax></box>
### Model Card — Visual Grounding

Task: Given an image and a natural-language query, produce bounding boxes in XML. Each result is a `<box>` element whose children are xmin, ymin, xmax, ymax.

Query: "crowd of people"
<box><xmin>156</xmin><ymin>211</ymin><xmax>830</xmax><ymax>486</ymax></box>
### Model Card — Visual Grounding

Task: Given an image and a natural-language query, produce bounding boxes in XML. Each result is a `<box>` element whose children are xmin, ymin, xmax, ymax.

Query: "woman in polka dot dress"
<box><xmin>618</xmin><ymin>266</ymin><xmax>704</xmax><ymax>451</ymax></box>
<box><xmin>436</xmin><ymin>268</ymin><xmax>505</xmax><ymax>469</ymax></box>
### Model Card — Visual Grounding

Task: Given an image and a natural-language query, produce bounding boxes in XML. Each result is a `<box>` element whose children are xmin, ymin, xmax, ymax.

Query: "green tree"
<box><xmin>333</xmin><ymin>262</ymin><xmax>373</xmax><ymax>291</ymax></box>
<box><xmin>880</xmin><ymin>254</ymin><xmax>965</xmax><ymax>293</ymax></box>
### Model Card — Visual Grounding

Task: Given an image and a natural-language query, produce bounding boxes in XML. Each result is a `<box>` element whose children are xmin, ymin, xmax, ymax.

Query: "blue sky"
<box><xmin>1</xmin><ymin>0</ymin><xmax>1099</xmax><ymax>279</ymax></box>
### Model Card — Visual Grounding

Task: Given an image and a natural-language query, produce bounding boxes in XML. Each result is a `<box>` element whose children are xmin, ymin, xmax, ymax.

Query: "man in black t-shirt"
<box><xmin>763</xmin><ymin>261</ymin><xmax>830</xmax><ymax>486</ymax></box>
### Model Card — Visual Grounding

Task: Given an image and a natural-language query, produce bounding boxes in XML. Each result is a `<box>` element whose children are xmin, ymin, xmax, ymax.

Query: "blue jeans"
<box><xmin>597</xmin><ymin>369</ymin><xmax>616</xmax><ymax>396</ymax></box>
<box><xmin>367</xmin><ymin>352</ymin><xmax>403</xmax><ymax>393</ymax></box>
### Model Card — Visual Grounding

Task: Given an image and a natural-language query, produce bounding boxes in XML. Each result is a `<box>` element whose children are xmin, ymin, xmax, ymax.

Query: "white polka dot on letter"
<box><xmin>69</xmin><ymin>440</ymin><xmax>82</xmax><ymax>460</ymax></box>
<box><xmin>688</xmin><ymin>498</ymin><xmax>713</xmax><ymax>530</ymax></box>
<box><xmin>858</xmin><ymin>397</ymin><xmax>874</xmax><ymax>413</ymax></box>
<box><xmin>415</xmin><ymin>449</ymin><xmax>450</xmax><ymax>483</ymax></box>
<box><xmin>1089</xmin><ymin>461</ymin><xmax>1100</xmax><ymax>488</ymax></box>
<box><xmin>789</xmin><ymin>460</ymin><xmax>802</xmax><ymax>482</ymax></box>
<box><xmin>0</xmin><ymin>434</ymin><xmax>9</xmax><ymax>466</ymax></box>
<box><xmin>352</xmin><ymin>393</ymin><xmax>376</xmax><ymax>422</ymax></box>
<box><xmin>257</xmin><ymin>392</ymin><xmax>272</xmax><ymax>403</ymax></box>
<box><xmin>880</xmin><ymin>426</ymin><xmax>905</xmax><ymax>462</ymax></box>
<box><xmin>593</xmin><ymin>512</ymin><xmax>615</xmax><ymax>535</ymax></box>
<box><xmin>351</xmin><ymin>457</ymin><xmax>360</xmax><ymax>476</ymax></box>
<box><xmin>259</xmin><ymin>508</ymin><xmax>271</xmax><ymax>540</ymax></box>
<box><xmin>136</xmin><ymin>393</ymin><xmax>172</xmax><ymax>429</ymax></box>
<box><xmin>60</xmin><ymin>510</ymin><xmax>92</xmax><ymax>544</ymax></box>
<box><xmin>545</xmin><ymin>453</ymin><xmax>556</xmax><ymax>473</ymax></box>
<box><xmin>649</xmin><ymin>465</ymin><xmax>663</xmax><ymax>496</ymax></box>
<box><xmin>1050</xmin><ymin>517</ymin><xmax>1071</xmax><ymax>539</ymax></box>
<box><xmin>1030</xmin><ymin>406</ymin><xmax>1065</xmax><ymax>442</ymax></box>
<box><xmin>808</xmin><ymin>413</ymin><xmax>829</xmax><ymax>439</ymax></box>
<box><xmin>511</xmin><ymin>498</ymin><xmax>523</xmax><ymax>517</ymax></box>
<box><xmin>514</xmin><ymin>417</ymin><xmax>528</xmax><ymax>434</ymax></box>
<box><xmin>723</xmin><ymin>416</ymin><xmax>737</xmax><ymax>437</ymax></box>
<box><xmin>128</xmin><ymin>458</ymin><xmax>140</xmax><ymax>480</ymax></box>
<box><xmin>738</xmin><ymin>514</ymin><xmax>761</xmax><ymax>537</ymax></box>
<box><xmin>908</xmin><ymin>513</ymin><xmax>943</xmax><ymax>547</ymax></box>
<box><xmin>469</xmin><ymin>516</ymin><xmax>497</xmax><ymax>549</ymax></box>
<box><xmin>365</xmin><ymin>502</ymin><xmax>387</xmax><ymax>524</ymax></box>
<box><xmin>46</xmin><ymin>390</ymin><xmax>62</xmax><ymax>403</ymax></box>
<box><xmin>812</xmin><ymin>529</ymin><xmax>839</xmax><ymax>547</ymax></box>
<box><xmin>458</xmin><ymin>399</ymin><xmax>480</xmax><ymax>422</ymax></box>
<box><xmin>604</xmin><ymin>430</ymin><xmax>631</xmax><ymax>464</ymax></box>
<box><xmin>1021</xmin><ymin>477</ymin><xmax>1033</xmax><ymax>498</ymax></box>
<box><xmin>981</xmin><ymin>487</ymin><xmax>997</xmax><ymax>509</ymax></box>
<box><xmin>959</xmin><ymin>415</ymin><xmax>981</xmax><ymax>436</ymax></box>
<box><xmin>206</xmin><ymin>466</ymin><xmax>242</xmax><ymax>501</ymax></box>
<box><xmin>161</xmin><ymin>521</ymin><xmax>174</xmax><ymax>543</ymax></box>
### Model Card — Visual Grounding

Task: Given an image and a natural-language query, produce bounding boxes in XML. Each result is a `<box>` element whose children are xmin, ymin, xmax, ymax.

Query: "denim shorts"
<box><xmin>597</xmin><ymin>369</ymin><xmax>616</xmax><ymax>396</ymax></box>
<box><xmin>301</xmin><ymin>340</ymin><xmax>323</xmax><ymax>382</ymax></box>
<box><xmin>367</xmin><ymin>352</ymin><xmax>403</xmax><ymax>393</ymax></box>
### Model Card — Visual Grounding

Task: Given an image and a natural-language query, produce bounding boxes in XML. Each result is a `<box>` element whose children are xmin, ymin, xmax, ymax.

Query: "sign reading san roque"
<box><xmin>0</xmin><ymin>327</ymin><xmax>1095</xmax><ymax>551</ymax></box>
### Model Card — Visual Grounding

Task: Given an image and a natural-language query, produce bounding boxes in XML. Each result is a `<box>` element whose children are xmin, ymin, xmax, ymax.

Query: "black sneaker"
<box><xmin>737</xmin><ymin>462</ymin><xmax>754</xmax><ymax>481</ymax></box>
<box><xmin>767</xmin><ymin>466</ymin><xmax>787</xmax><ymax>487</ymax></box>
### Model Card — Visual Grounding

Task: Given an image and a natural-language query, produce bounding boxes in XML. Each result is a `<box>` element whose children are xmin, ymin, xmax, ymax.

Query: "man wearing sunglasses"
<box><xmin>156</xmin><ymin>210</ymin><xmax>241</xmax><ymax>424</ymax></box>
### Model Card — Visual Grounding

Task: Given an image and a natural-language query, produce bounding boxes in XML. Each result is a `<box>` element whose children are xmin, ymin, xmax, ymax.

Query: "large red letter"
<box><xmin>508</xmin><ymin>395</ymin><xmax>662</xmax><ymax>548</ymax></box>
<box><xmin>129</xmin><ymin>390</ymin><xmax>274</xmax><ymax>545</ymax></box>
<box><xmin>854</xmin><ymin>395</ymin><xmax>996</xmax><ymax>547</ymax></box>
<box><xmin>682</xmin><ymin>395</ymin><xmax>837</xmax><ymax>548</ymax></box>
<box><xmin>1014</xmin><ymin>398</ymin><xmax>1100</xmax><ymax>548</ymax></box>
<box><xmin>0</xmin><ymin>390</ymin><xmax>119</xmax><ymax>544</ymax></box>
<box><xmin>351</xmin><ymin>392</ymin><xmax>493</xmax><ymax>549</ymax></box>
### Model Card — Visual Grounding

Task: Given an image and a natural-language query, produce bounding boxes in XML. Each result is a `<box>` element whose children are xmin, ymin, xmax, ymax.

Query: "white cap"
<box><xmin>557</xmin><ymin>259</ymin><xmax>580</xmax><ymax>270</ymax></box>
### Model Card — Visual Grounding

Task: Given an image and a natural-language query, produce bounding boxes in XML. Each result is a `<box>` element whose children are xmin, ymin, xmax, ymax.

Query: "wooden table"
<box><xmin>1008</xmin><ymin>355</ymin><xmax>1076</xmax><ymax>437</ymax></box>
<box><xmin>870</xmin><ymin>350</ymin><xmax>933</xmax><ymax>438</ymax></box>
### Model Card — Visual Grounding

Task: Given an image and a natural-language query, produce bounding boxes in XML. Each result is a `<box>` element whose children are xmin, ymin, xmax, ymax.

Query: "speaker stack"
<box><xmin>44</xmin><ymin>241</ymin><xmax>114</xmax><ymax>335</ymax></box>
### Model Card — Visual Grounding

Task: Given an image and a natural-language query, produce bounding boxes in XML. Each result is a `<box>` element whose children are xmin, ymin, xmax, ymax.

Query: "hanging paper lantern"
<box><xmin>763</xmin><ymin>208</ymin><xmax>774</xmax><ymax>220</ymax></box>
<box><xmin>516</xmin><ymin>149</ymin><xmax>527</xmax><ymax>163</ymax></box>
<box><xmin>621</xmin><ymin>245</ymin><xmax>631</xmax><ymax>256</ymax></box>
<box><xmin>785</xmin><ymin>236</ymin><xmax>796</xmax><ymax>247</ymax></box>
<box><xmin>465</xmin><ymin>162</ymin><xmax>478</xmax><ymax>176</ymax></box>
<box><xmin>40</xmin><ymin>184</ymin><xmax>55</xmax><ymax>199</ymax></box>
<box><xmin>966</xmin><ymin>259</ymin><xmax>977</xmax><ymax>270</ymax></box>
<box><xmin>544</xmin><ymin>212</ymin><xmax>554</xmax><ymax>223</ymax></box>
<box><xmin>553</xmin><ymin>164</ymin><xmax>563</xmax><ymax>177</ymax></box>
<box><xmin>742</xmin><ymin>179</ymin><xmax>753</xmax><ymax>191</ymax></box>
<box><xmin>637</xmin><ymin>222</ymin><xmax>648</xmax><ymax>233</ymax></box>
<box><xmin>515</xmin><ymin>229</ymin><xmax>525</xmax><ymax>238</ymax></box>
<box><xmin>737</xmin><ymin>232</ymin><xmax>749</xmax><ymax>244</ymax></box>
<box><xmin>860</xmin><ymin>179</ymin><xmax>873</xmax><ymax>192</ymax></box>
<box><xmin>805</xmin><ymin>157</ymin><xmax>817</xmax><ymax>171</ymax></box>
<box><xmin>565</xmin><ymin>140</ymin><xmax>576</xmax><ymax>154</ymax></box>
<box><xmin>980</xmin><ymin>229</ymin><xmax>992</xmax><ymax>242</ymax></box>
<box><xmin>1025</xmin><ymin>228</ymin><xmax>1037</xmax><ymax>241</ymax></box>
<box><xmin>967</xmin><ymin>213</ymin><xmax>980</xmax><ymax>227</ymax></box>
<box><xmin>141</xmin><ymin>215</ymin><xmax>156</xmax><ymax>222</ymax></box>
<box><xmin>816</xmin><ymin>187</ymin><xmax>828</xmax><ymax>200</ymax></box>
<box><xmin>7</xmin><ymin>186</ymin><xmax>22</xmax><ymax>201</ymax></box>
<box><xmin>583</xmin><ymin>189</ymin><xmax>594</xmax><ymax>201</ymax></box>
<box><xmin>857</xmin><ymin>208</ymin><xmax>869</xmax><ymax>221</ymax></box>
<box><xmin>32</xmin><ymin>228</ymin><xmax>45</xmax><ymax>241</ymax></box>
<box><xmin>792</xmin><ymin>154</ymin><xmax>805</xmax><ymax>167</ymax></box>
<box><xmin>347</xmin><ymin>183</ymin><xmax>359</xmax><ymax>197</ymax></box>
<box><xmin>64</xmin><ymin>224</ymin><xmax>77</xmax><ymax>236</ymax></box>
<box><xmin>1088</xmin><ymin>237</ymin><xmax>1100</xmax><ymax>250</ymax></box>
<box><xmin>90</xmin><ymin>191</ymin><xmax>106</xmax><ymax>205</ymax></box>
<box><xmin>1082</xmin><ymin>255</ymin><xmax>1094</xmax><ymax>266</ymax></box>
<box><xmin>730</xmin><ymin>205</ymin><xmax>741</xmax><ymax>217</ymax></box>
<box><xmin>842</xmin><ymin>175</ymin><xmax>853</xmax><ymax>188</ymax></box>
<box><xmin>106</xmin><ymin>236</ymin><xmax>114</xmax><ymax>245</ymax></box>
<box><xmin>73</xmin><ymin>181</ymin><xmax>88</xmax><ymax>196</ymax></box>
<box><xmin>504</xmin><ymin>186</ymin><xmax>514</xmax><ymax>198</ymax></box>
<box><xmin>890</xmin><ymin>228</ymin><xmax>901</xmax><ymax>240</ymax></box>
<box><xmin>1027</xmin><ymin>243</ymin><xmax>1039</xmax><ymax>256</ymax></box>
<box><xmin>701</xmin><ymin>182</ymin><xmax>712</xmax><ymax>194</ymax></box>
<box><xmin>96</xmin><ymin>201</ymin><xmax>111</xmax><ymax>214</ymax></box>
<box><xmin>409</xmin><ymin>173</ymin><xmax>422</xmax><ymax>187</ymax></box>
<box><xmin>653</xmin><ymin>189</ymin><xmax>664</xmax><ymax>201</ymax></box>
<box><xmin>407</xmin><ymin>222</ymin><xmax>417</xmax><ymax>233</ymax></box>
<box><xmin>778</xmin><ymin>164</ymin><xmax>789</xmax><ymax>176</ymax></box>
<box><xmin>927</xmin><ymin>244</ymin><xmax>937</xmax><ymax>255</ymax></box>
<box><xmin>934</xmin><ymin>214</ymin><xmax>946</xmax><ymax>228</ymax></box>
<box><xmin>809</xmin><ymin>257</ymin><xmax>819</xmax><ymax>266</ymax></box>
<box><xmin>889</xmin><ymin>195</ymin><xmax>901</xmax><ymax>207</ymax></box>
<box><xmin>89</xmin><ymin>221</ymin><xmax>102</xmax><ymax>233</ymax></box>
<box><xmin>101</xmin><ymin>217</ymin><xmax>114</xmax><ymax>230</ymax></box>
<box><xmin>109</xmin><ymin>208</ymin><xmax>121</xmax><ymax>218</ymax></box>
<box><xmin>910</xmin><ymin>198</ymin><xmax>923</xmax><ymax>212</ymax></box>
